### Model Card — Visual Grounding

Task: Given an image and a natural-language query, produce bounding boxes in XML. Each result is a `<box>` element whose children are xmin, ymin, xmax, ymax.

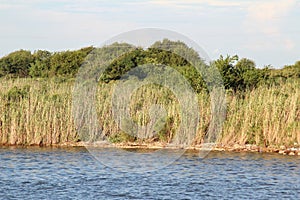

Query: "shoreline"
<box><xmin>1</xmin><ymin>142</ymin><xmax>299</xmax><ymax>156</ymax></box>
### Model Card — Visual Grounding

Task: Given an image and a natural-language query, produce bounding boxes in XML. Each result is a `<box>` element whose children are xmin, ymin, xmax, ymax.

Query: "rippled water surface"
<box><xmin>0</xmin><ymin>146</ymin><xmax>299</xmax><ymax>199</ymax></box>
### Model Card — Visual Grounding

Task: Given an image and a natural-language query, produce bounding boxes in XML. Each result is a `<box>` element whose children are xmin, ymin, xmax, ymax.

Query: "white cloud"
<box><xmin>245</xmin><ymin>0</ymin><xmax>296</xmax><ymax>35</ymax></box>
<box><xmin>243</xmin><ymin>0</ymin><xmax>298</xmax><ymax>52</ymax></box>
<box><xmin>284</xmin><ymin>39</ymin><xmax>295</xmax><ymax>50</ymax></box>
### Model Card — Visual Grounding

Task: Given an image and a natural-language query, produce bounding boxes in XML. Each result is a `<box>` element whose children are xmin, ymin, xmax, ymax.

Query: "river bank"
<box><xmin>2</xmin><ymin>141</ymin><xmax>299</xmax><ymax>156</ymax></box>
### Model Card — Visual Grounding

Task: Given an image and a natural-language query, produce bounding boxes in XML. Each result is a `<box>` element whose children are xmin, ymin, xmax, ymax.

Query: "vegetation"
<box><xmin>0</xmin><ymin>78</ymin><xmax>298</xmax><ymax>147</ymax></box>
<box><xmin>0</xmin><ymin>39</ymin><xmax>299</xmax><ymax>147</ymax></box>
<box><xmin>1</xmin><ymin>39</ymin><xmax>299</xmax><ymax>91</ymax></box>
<box><xmin>0</xmin><ymin>47</ymin><xmax>94</xmax><ymax>78</ymax></box>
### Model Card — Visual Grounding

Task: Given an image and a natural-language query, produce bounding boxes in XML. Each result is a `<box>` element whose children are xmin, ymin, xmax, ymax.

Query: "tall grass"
<box><xmin>0</xmin><ymin>77</ymin><xmax>299</xmax><ymax>147</ymax></box>
<box><xmin>222</xmin><ymin>80</ymin><xmax>300</xmax><ymax>147</ymax></box>
<box><xmin>0</xmin><ymin>78</ymin><xmax>76</xmax><ymax>145</ymax></box>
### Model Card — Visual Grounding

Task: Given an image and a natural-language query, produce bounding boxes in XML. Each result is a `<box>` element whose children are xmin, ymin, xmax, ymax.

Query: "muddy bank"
<box><xmin>7</xmin><ymin>141</ymin><xmax>298</xmax><ymax>156</ymax></box>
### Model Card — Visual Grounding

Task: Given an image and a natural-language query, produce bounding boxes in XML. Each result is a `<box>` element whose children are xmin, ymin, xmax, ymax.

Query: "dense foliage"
<box><xmin>0</xmin><ymin>47</ymin><xmax>94</xmax><ymax>78</ymax></box>
<box><xmin>0</xmin><ymin>50</ymin><xmax>34</xmax><ymax>77</ymax></box>
<box><xmin>0</xmin><ymin>39</ymin><xmax>299</xmax><ymax>92</ymax></box>
<box><xmin>0</xmin><ymin>39</ymin><xmax>299</xmax><ymax>146</ymax></box>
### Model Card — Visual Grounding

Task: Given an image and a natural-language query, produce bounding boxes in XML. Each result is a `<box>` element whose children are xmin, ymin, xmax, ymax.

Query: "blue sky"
<box><xmin>0</xmin><ymin>0</ymin><xmax>299</xmax><ymax>68</ymax></box>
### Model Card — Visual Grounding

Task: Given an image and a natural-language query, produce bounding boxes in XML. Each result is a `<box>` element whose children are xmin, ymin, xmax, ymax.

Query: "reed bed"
<box><xmin>222</xmin><ymin>80</ymin><xmax>300</xmax><ymax>147</ymax></box>
<box><xmin>0</xmin><ymin>78</ymin><xmax>299</xmax><ymax>147</ymax></box>
<box><xmin>0</xmin><ymin>78</ymin><xmax>76</xmax><ymax>145</ymax></box>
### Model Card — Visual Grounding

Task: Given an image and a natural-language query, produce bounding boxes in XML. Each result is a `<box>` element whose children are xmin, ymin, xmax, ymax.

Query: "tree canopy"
<box><xmin>0</xmin><ymin>50</ymin><xmax>33</xmax><ymax>77</ymax></box>
<box><xmin>0</xmin><ymin>39</ymin><xmax>299</xmax><ymax>93</ymax></box>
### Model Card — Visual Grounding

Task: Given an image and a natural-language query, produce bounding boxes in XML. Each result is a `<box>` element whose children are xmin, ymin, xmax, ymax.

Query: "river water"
<box><xmin>0</xmin><ymin>146</ymin><xmax>299</xmax><ymax>199</ymax></box>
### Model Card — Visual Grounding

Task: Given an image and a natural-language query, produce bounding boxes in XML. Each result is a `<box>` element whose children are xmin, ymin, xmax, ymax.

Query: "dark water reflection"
<box><xmin>0</xmin><ymin>146</ymin><xmax>299</xmax><ymax>199</ymax></box>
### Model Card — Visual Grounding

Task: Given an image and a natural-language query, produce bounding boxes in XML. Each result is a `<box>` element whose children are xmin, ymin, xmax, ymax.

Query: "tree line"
<box><xmin>0</xmin><ymin>39</ymin><xmax>299</xmax><ymax>92</ymax></box>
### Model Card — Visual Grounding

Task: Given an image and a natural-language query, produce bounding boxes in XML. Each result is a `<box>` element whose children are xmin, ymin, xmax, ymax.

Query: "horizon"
<box><xmin>1</xmin><ymin>0</ymin><xmax>300</xmax><ymax>68</ymax></box>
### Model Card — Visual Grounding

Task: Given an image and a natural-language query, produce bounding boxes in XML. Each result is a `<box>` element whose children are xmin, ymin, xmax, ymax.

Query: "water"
<box><xmin>0</xmin><ymin>146</ymin><xmax>299</xmax><ymax>199</ymax></box>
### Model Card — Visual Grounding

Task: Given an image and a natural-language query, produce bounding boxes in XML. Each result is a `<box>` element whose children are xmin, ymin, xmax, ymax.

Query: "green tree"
<box><xmin>0</xmin><ymin>50</ymin><xmax>33</xmax><ymax>77</ymax></box>
<box><xmin>213</xmin><ymin>56</ymin><xmax>265</xmax><ymax>91</ymax></box>
<box><xmin>281</xmin><ymin>61</ymin><xmax>300</xmax><ymax>78</ymax></box>
<box><xmin>49</xmin><ymin>47</ymin><xmax>94</xmax><ymax>77</ymax></box>
<box><xmin>150</xmin><ymin>38</ymin><xmax>201</xmax><ymax>64</ymax></box>
<box><xmin>213</xmin><ymin>55</ymin><xmax>239</xmax><ymax>90</ymax></box>
<box><xmin>235</xmin><ymin>58</ymin><xmax>262</xmax><ymax>90</ymax></box>
<box><xmin>100</xmin><ymin>41</ymin><xmax>205</xmax><ymax>93</ymax></box>
<box><xmin>29</xmin><ymin>50</ymin><xmax>52</xmax><ymax>77</ymax></box>
<box><xmin>100</xmin><ymin>47</ymin><xmax>146</xmax><ymax>82</ymax></box>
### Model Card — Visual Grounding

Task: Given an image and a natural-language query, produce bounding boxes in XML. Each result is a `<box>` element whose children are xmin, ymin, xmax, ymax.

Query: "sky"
<box><xmin>0</xmin><ymin>0</ymin><xmax>299</xmax><ymax>68</ymax></box>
